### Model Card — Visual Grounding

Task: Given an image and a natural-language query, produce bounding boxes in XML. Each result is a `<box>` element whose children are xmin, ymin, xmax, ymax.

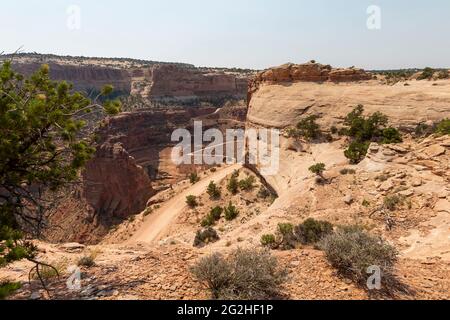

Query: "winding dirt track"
<box><xmin>130</xmin><ymin>164</ymin><xmax>242</xmax><ymax>244</ymax></box>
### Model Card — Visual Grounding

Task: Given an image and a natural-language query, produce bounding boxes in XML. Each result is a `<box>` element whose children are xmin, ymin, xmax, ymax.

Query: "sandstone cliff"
<box><xmin>131</xmin><ymin>64</ymin><xmax>248</xmax><ymax>103</ymax></box>
<box><xmin>82</xmin><ymin>143</ymin><xmax>154</xmax><ymax>219</ymax></box>
<box><xmin>10</xmin><ymin>62</ymin><xmax>132</xmax><ymax>94</ymax></box>
<box><xmin>248</xmin><ymin>61</ymin><xmax>372</xmax><ymax>103</ymax></box>
<box><xmin>247</xmin><ymin>62</ymin><xmax>450</xmax><ymax>130</ymax></box>
<box><xmin>4</xmin><ymin>54</ymin><xmax>250</xmax><ymax>105</ymax></box>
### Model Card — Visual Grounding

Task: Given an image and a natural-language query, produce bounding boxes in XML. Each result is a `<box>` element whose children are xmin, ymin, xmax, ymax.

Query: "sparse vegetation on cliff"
<box><xmin>435</xmin><ymin>119</ymin><xmax>450</xmax><ymax>135</ymax></box>
<box><xmin>207</xmin><ymin>181</ymin><xmax>221</xmax><ymax>200</ymax></box>
<box><xmin>288</xmin><ymin>115</ymin><xmax>322</xmax><ymax>141</ymax></box>
<box><xmin>309</xmin><ymin>163</ymin><xmax>327</xmax><ymax>183</ymax></box>
<box><xmin>201</xmin><ymin>206</ymin><xmax>223</xmax><ymax>227</ymax></box>
<box><xmin>224</xmin><ymin>202</ymin><xmax>239</xmax><ymax>221</ymax></box>
<box><xmin>294</xmin><ymin>218</ymin><xmax>334</xmax><ymax>245</ymax></box>
<box><xmin>186</xmin><ymin>195</ymin><xmax>198</xmax><ymax>208</ymax></box>
<box><xmin>227</xmin><ymin>174</ymin><xmax>239</xmax><ymax>195</ymax></box>
<box><xmin>238</xmin><ymin>175</ymin><xmax>256</xmax><ymax>191</ymax></box>
<box><xmin>193</xmin><ymin>227</ymin><xmax>220</xmax><ymax>248</ymax></box>
<box><xmin>190</xmin><ymin>248</ymin><xmax>287</xmax><ymax>300</ymax></box>
<box><xmin>417</xmin><ymin>67</ymin><xmax>435</xmax><ymax>80</ymax></box>
<box><xmin>261</xmin><ymin>234</ymin><xmax>277</xmax><ymax>247</ymax></box>
<box><xmin>319</xmin><ymin>226</ymin><xmax>402</xmax><ymax>292</ymax></box>
<box><xmin>189</xmin><ymin>172</ymin><xmax>200</xmax><ymax>184</ymax></box>
<box><xmin>341</xmin><ymin>105</ymin><xmax>402</xmax><ymax>163</ymax></box>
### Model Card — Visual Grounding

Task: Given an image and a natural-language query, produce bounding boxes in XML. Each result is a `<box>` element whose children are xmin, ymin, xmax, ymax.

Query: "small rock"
<box><xmin>437</xmin><ymin>190</ymin><xmax>449</xmax><ymax>199</ymax></box>
<box><xmin>379</xmin><ymin>180</ymin><xmax>394</xmax><ymax>192</ymax></box>
<box><xmin>434</xmin><ymin>199</ymin><xmax>450</xmax><ymax>213</ymax></box>
<box><xmin>387</xmin><ymin>145</ymin><xmax>408</xmax><ymax>154</ymax></box>
<box><xmin>423</xmin><ymin>145</ymin><xmax>446</xmax><ymax>158</ymax></box>
<box><xmin>343</xmin><ymin>195</ymin><xmax>354</xmax><ymax>205</ymax></box>
<box><xmin>290</xmin><ymin>261</ymin><xmax>301</xmax><ymax>267</ymax></box>
<box><xmin>30</xmin><ymin>292</ymin><xmax>41</xmax><ymax>300</ymax></box>
<box><xmin>60</xmin><ymin>242</ymin><xmax>85</xmax><ymax>252</ymax></box>
<box><xmin>412</xmin><ymin>179</ymin><xmax>423</xmax><ymax>187</ymax></box>
<box><xmin>399</xmin><ymin>189</ymin><xmax>414</xmax><ymax>197</ymax></box>
<box><xmin>368</xmin><ymin>144</ymin><xmax>380</xmax><ymax>153</ymax></box>
<box><xmin>413</xmin><ymin>165</ymin><xmax>427</xmax><ymax>172</ymax></box>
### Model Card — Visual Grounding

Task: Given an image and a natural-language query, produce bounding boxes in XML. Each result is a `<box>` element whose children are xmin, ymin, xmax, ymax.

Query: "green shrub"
<box><xmin>417</xmin><ymin>67</ymin><xmax>434</xmax><ymax>80</ymax></box>
<box><xmin>435</xmin><ymin>119</ymin><xmax>450</xmax><ymax>136</ymax></box>
<box><xmin>382</xmin><ymin>128</ymin><xmax>403</xmax><ymax>144</ymax></box>
<box><xmin>210</xmin><ymin>206</ymin><xmax>223</xmax><ymax>220</ymax></box>
<box><xmin>278</xmin><ymin>223</ymin><xmax>294</xmax><ymax>236</ymax></box>
<box><xmin>193</xmin><ymin>227</ymin><xmax>220</xmax><ymax>247</ymax></box>
<box><xmin>189</xmin><ymin>172</ymin><xmax>200</xmax><ymax>184</ymax></box>
<box><xmin>344</xmin><ymin>141</ymin><xmax>370</xmax><ymax>164</ymax></box>
<box><xmin>344</xmin><ymin>105</ymin><xmax>388</xmax><ymax>141</ymax></box>
<box><xmin>296</xmin><ymin>115</ymin><xmax>322</xmax><ymax>140</ymax></box>
<box><xmin>277</xmin><ymin>223</ymin><xmax>297</xmax><ymax>250</ymax></box>
<box><xmin>201</xmin><ymin>214</ymin><xmax>216</xmax><ymax>227</ymax></box>
<box><xmin>207</xmin><ymin>181</ymin><xmax>221</xmax><ymax>200</ymax></box>
<box><xmin>201</xmin><ymin>206</ymin><xmax>223</xmax><ymax>227</ymax></box>
<box><xmin>238</xmin><ymin>175</ymin><xmax>256</xmax><ymax>191</ymax></box>
<box><xmin>261</xmin><ymin>234</ymin><xmax>276</xmax><ymax>247</ymax></box>
<box><xmin>0</xmin><ymin>281</ymin><xmax>21</xmax><ymax>300</ymax></box>
<box><xmin>186</xmin><ymin>195</ymin><xmax>198</xmax><ymax>208</ymax></box>
<box><xmin>309</xmin><ymin>163</ymin><xmax>326</xmax><ymax>183</ymax></box>
<box><xmin>190</xmin><ymin>248</ymin><xmax>287</xmax><ymax>300</ymax></box>
<box><xmin>294</xmin><ymin>218</ymin><xmax>334</xmax><ymax>245</ymax></box>
<box><xmin>227</xmin><ymin>175</ymin><xmax>239</xmax><ymax>195</ymax></box>
<box><xmin>224</xmin><ymin>202</ymin><xmax>239</xmax><ymax>221</ymax></box>
<box><xmin>342</xmin><ymin>106</ymin><xmax>401</xmax><ymax>163</ymax></box>
<box><xmin>319</xmin><ymin>226</ymin><xmax>400</xmax><ymax>290</ymax></box>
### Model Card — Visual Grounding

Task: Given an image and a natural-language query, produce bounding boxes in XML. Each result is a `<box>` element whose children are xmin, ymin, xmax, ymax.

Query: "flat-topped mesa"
<box><xmin>137</xmin><ymin>64</ymin><xmax>248</xmax><ymax>102</ymax></box>
<box><xmin>247</xmin><ymin>62</ymin><xmax>450</xmax><ymax>130</ymax></box>
<box><xmin>248</xmin><ymin>62</ymin><xmax>372</xmax><ymax>103</ymax></box>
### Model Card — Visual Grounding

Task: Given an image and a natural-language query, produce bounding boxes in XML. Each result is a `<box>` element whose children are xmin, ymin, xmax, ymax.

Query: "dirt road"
<box><xmin>130</xmin><ymin>164</ymin><xmax>242</xmax><ymax>244</ymax></box>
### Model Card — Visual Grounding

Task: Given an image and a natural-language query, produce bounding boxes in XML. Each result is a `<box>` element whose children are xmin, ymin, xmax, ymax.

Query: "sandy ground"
<box><xmin>130</xmin><ymin>164</ymin><xmax>242</xmax><ymax>243</ymax></box>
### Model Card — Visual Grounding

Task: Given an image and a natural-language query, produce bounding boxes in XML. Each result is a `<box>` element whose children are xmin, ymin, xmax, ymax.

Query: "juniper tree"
<box><xmin>0</xmin><ymin>60</ymin><xmax>121</xmax><ymax>271</ymax></box>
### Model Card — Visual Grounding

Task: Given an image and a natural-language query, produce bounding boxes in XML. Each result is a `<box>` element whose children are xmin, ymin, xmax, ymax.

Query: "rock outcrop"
<box><xmin>11</xmin><ymin>62</ymin><xmax>132</xmax><ymax>94</ymax></box>
<box><xmin>248</xmin><ymin>62</ymin><xmax>372</xmax><ymax>103</ymax></box>
<box><xmin>247</xmin><ymin>62</ymin><xmax>450</xmax><ymax>129</ymax></box>
<box><xmin>82</xmin><ymin>143</ymin><xmax>154</xmax><ymax>219</ymax></box>
<box><xmin>132</xmin><ymin>64</ymin><xmax>248</xmax><ymax>103</ymax></box>
<box><xmin>4</xmin><ymin>54</ymin><xmax>250</xmax><ymax>105</ymax></box>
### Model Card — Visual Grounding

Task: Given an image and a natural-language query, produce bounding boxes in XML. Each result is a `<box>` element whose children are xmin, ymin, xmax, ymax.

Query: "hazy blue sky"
<box><xmin>1</xmin><ymin>0</ymin><xmax>449</xmax><ymax>69</ymax></box>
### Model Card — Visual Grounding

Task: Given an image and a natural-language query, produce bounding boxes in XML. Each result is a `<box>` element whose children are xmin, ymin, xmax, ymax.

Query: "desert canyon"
<box><xmin>1</xmin><ymin>54</ymin><xmax>449</xmax><ymax>300</ymax></box>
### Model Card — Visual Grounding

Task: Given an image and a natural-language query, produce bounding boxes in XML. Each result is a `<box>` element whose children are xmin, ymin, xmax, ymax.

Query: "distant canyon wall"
<box><xmin>131</xmin><ymin>64</ymin><xmax>248</xmax><ymax>102</ymax></box>
<box><xmin>11</xmin><ymin>61</ymin><xmax>249</xmax><ymax>103</ymax></box>
<box><xmin>11</xmin><ymin>62</ymin><xmax>132</xmax><ymax>94</ymax></box>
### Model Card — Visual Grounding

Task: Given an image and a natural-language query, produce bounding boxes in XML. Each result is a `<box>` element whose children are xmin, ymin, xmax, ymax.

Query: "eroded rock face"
<box><xmin>248</xmin><ymin>62</ymin><xmax>372</xmax><ymax>102</ymax></box>
<box><xmin>133</xmin><ymin>64</ymin><xmax>248</xmax><ymax>102</ymax></box>
<box><xmin>247</xmin><ymin>63</ymin><xmax>450</xmax><ymax>129</ymax></box>
<box><xmin>82</xmin><ymin>143</ymin><xmax>154</xmax><ymax>219</ymax></box>
<box><xmin>11</xmin><ymin>62</ymin><xmax>132</xmax><ymax>94</ymax></box>
<box><xmin>7</xmin><ymin>54</ymin><xmax>250</xmax><ymax>104</ymax></box>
